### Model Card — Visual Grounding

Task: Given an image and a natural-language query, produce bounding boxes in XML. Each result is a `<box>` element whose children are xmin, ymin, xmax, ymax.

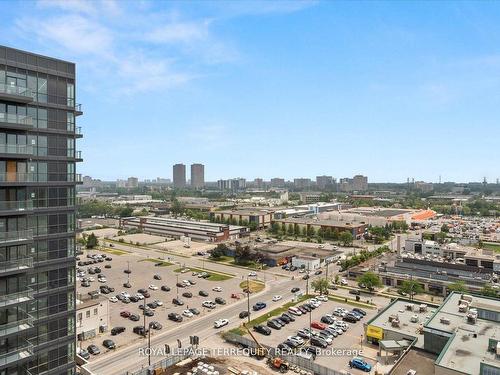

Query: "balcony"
<box><xmin>0</xmin><ymin>83</ymin><xmax>33</xmax><ymax>104</ymax></box>
<box><xmin>75</xmin><ymin>103</ymin><xmax>83</xmax><ymax>116</ymax></box>
<box><xmin>75</xmin><ymin>173</ymin><xmax>83</xmax><ymax>183</ymax></box>
<box><xmin>0</xmin><ymin>339</ymin><xmax>34</xmax><ymax>367</ymax></box>
<box><xmin>0</xmin><ymin>172</ymin><xmax>35</xmax><ymax>184</ymax></box>
<box><xmin>75</xmin><ymin>150</ymin><xmax>83</xmax><ymax>161</ymax></box>
<box><xmin>0</xmin><ymin>200</ymin><xmax>33</xmax><ymax>213</ymax></box>
<box><xmin>0</xmin><ymin>113</ymin><xmax>33</xmax><ymax>128</ymax></box>
<box><xmin>0</xmin><ymin>144</ymin><xmax>34</xmax><ymax>157</ymax></box>
<box><xmin>0</xmin><ymin>313</ymin><xmax>35</xmax><ymax>337</ymax></box>
<box><xmin>0</xmin><ymin>257</ymin><xmax>33</xmax><ymax>274</ymax></box>
<box><xmin>0</xmin><ymin>230</ymin><xmax>33</xmax><ymax>245</ymax></box>
<box><xmin>0</xmin><ymin>287</ymin><xmax>34</xmax><ymax>308</ymax></box>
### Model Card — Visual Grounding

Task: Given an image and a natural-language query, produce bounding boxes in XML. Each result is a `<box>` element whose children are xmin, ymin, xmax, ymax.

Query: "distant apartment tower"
<box><xmin>0</xmin><ymin>45</ymin><xmax>82</xmax><ymax>375</ymax></box>
<box><xmin>190</xmin><ymin>163</ymin><xmax>204</xmax><ymax>189</ymax></box>
<box><xmin>217</xmin><ymin>178</ymin><xmax>246</xmax><ymax>192</ymax></box>
<box><xmin>270</xmin><ymin>178</ymin><xmax>285</xmax><ymax>188</ymax></box>
<box><xmin>253</xmin><ymin>178</ymin><xmax>264</xmax><ymax>189</ymax></box>
<box><xmin>316</xmin><ymin>175</ymin><xmax>333</xmax><ymax>190</ymax></box>
<box><xmin>352</xmin><ymin>175</ymin><xmax>368</xmax><ymax>191</ymax></box>
<box><xmin>294</xmin><ymin>178</ymin><xmax>312</xmax><ymax>190</ymax></box>
<box><xmin>127</xmin><ymin>176</ymin><xmax>138</xmax><ymax>188</ymax></box>
<box><xmin>173</xmin><ymin>163</ymin><xmax>186</xmax><ymax>188</ymax></box>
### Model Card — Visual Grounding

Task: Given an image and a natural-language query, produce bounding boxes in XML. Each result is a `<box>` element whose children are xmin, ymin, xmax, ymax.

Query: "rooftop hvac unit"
<box><xmin>458</xmin><ymin>304</ymin><xmax>469</xmax><ymax>313</ymax></box>
<box><xmin>406</xmin><ymin>303</ymin><xmax>414</xmax><ymax>311</ymax></box>
<box><xmin>440</xmin><ymin>317</ymin><xmax>451</xmax><ymax>325</ymax></box>
<box><xmin>419</xmin><ymin>304</ymin><xmax>428</xmax><ymax>312</ymax></box>
<box><xmin>460</xmin><ymin>294</ymin><xmax>473</xmax><ymax>303</ymax></box>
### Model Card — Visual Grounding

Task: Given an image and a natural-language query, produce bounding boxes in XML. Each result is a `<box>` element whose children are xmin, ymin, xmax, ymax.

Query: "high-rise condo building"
<box><xmin>172</xmin><ymin>163</ymin><xmax>186</xmax><ymax>188</ymax></box>
<box><xmin>0</xmin><ymin>45</ymin><xmax>83</xmax><ymax>375</ymax></box>
<box><xmin>190</xmin><ymin>164</ymin><xmax>204</xmax><ymax>189</ymax></box>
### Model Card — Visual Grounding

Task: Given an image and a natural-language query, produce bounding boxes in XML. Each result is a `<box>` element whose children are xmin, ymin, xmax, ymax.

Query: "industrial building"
<box><xmin>364</xmin><ymin>292</ymin><xmax>500</xmax><ymax>375</ymax></box>
<box><xmin>119</xmin><ymin>216</ymin><xmax>249</xmax><ymax>242</ymax></box>
<box><xmin>210</xmin><ymin>209</ymin><xmax>275</xmax><ymax>229</ymax></box>
<box><xmin>76</xmin><ymin>295</ymin><xmax>109</xmax><ymax>342</ymax></box>
<box><xmin>271</xmin><ymin>217</ymin><xmax>367</xmax><ymax>239</ymax></box>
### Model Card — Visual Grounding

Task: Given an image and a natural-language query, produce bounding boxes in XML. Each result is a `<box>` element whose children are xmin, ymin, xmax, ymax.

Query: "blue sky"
<box><xmin>1</xmin><ymin>0</ymin><xmax>499</xmax><ymax>183</ymax></box>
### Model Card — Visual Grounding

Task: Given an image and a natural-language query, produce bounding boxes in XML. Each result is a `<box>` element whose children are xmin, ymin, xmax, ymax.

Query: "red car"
<box><xmin>120</xmin><ymin>311</ymin><xmax>130</xmax><ymax>318</ymax></box>
<box><xmin>311</xmin><ymin>321</ymin><xmax>327</xmax><ymax>330</ymax></box>
<box><xmin>231</xmin><ymin>293</ymin><xmax>241</xmax><ymax>299</ymax></box>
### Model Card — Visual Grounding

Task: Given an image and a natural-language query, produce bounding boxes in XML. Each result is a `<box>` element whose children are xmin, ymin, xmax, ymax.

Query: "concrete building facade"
<box><xmin>172</xmin><ymin>163</ymin><xmax>186</xmax><ymax>188</ymax></box>
<box><xmin>190</xmin><ymin>163</ymin><xmax>204</xmax><ymax>189</ymax></box>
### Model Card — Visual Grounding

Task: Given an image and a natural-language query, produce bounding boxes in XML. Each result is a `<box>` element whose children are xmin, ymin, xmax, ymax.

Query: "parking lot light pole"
<box><xmin>246</xmin><ymin>275</ymin><xmax>251</xmax><ymax>323</ymax></box>
<box><xmin>176</xmin><ymin>275</ymin><xmax>179</xmax><ymax>299</ymax></box>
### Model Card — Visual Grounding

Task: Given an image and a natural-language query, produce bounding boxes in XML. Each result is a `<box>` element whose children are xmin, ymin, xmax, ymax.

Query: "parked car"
<box><xmin>168</xmin><ymin>313</ymin><xmax>183</xmax><ymax>322</ymax></box>
<box><xmin>321</xmin><ymin>315</ymin><xmax>335</xmax><ymax>324</ymax></box>
<box><xmin>239</xmin><ymin>310</ymin><xmax>249</xmax><ymax>319</ymax></box>
<box><xmin>353</xmin><ymin>308</ymin><xmax>367</xmax><ymax>316</ymax></box>
<box><xmin>148</xmin><ymin>284</ymin><xmax>158</xmax><ymax>290</ymax></box>
<box><xmin>282</xmin><ymin>312</ymin><xmax>295</xmax><ymax>322</ymax></box>
<box><xmin>349</xmin><ymin>289</ymin><xmax>360</xmax><ymax>296</ymax></box>
<box><xmin>103</xmin><ymin>339</ymin><xmax>116</xmax><ymax>349</ymax></box>
<box><xmin>267</xmin><ymin>320</ymin><xmax>282</xmax><ymax>330</ymax></box>
<box><xmin>199</xmin><ymin>290</ymin><xmax>209</xmax><ymax>297</ymax></box>
<box><xmin>172</xmin><ymin>298</ymin><xmax>184</xmax><ymax>306</ymax></box>
<box><xmin>161</xmin><ymin>286</ymin><xmax>171</xmax><ymax>292</ymax></box>
<box><xmin>215</xmin><ymin>297</ymin><xmax>226</xmax><ymax>305</ymax></box>
<box><xmin>133</xmin><ymin>326</ymin><xmax>148</xmax><ymax>336</ymax></box>
<box><xmin>202</xmin><ymin>301</ymin><xmax>216</xmax><ymax>309</ymax></box>
<box><xmin>111</xmin><ymin>326</ymin><xmax>125</xmax><ymax>335</ymax></box>
<box><xmin>310</xmin><ymin>337</ymin><xmax>328</xmax><ymax>348</ymax></box>
<box><xmin>343</xmin><ymin>314</ymin><xmax>358</xmax><ymax>323</ymax></box>
<box><xmin>189</xmin><ymin>308</ymin><xmax>200</xmax><ymax>315</ymax></box>
<box><xmin>87</xmin><ymin>344</ymin><xmax>100</xmax><ymax>355</ymax></box>
<box><xmin>311</xmin><ymin>321</ymin><xmax>327</xmax><ymax>330</ymax></box>
<box><xmin>149</xmin><ymin>321</ymin><xmax>163</xmax><ymax>330</ymax></box>
<box><xmin>153</xmin><ymin>274</ymin><xmax>162</xmax><ymax>280</ymax></box>
<box><xmin>272</xmin><ymin>295</ymin><xmax>282</xmax><ymax>302</ymax></box>
<box><xmin>77</xmin><ymin>349</ymin><xmax>90</xmax><ymax>360</ymax></box>
<box><xmin>253</xmin><ymin>324</ymin><xmax>271</xmax><ymax>335</ymax></box>
<box><xmin>291</xmin><ymin>287</ymin><xmax>300</xmax><ymax>293</ymax></box>
<box><xmin>129</xmin><ymin>314</ymin><xmax>140</xmax><ymax>321</ymax></box>
<box><xmin>182</xmin><ymin>292</ymin><xmax>193</xmax><ymax>298</ymax></box>
<box><xmin>120</xmin><ymin>311</ymin><xmax>130</xmax><ymax>318</ymax></box>
<box><xmin>212</xmin><ymin>286</ymin><xmax>222</xmax><ymax>292</ymax></box>
<box><xmin>182</xmin><ymin>309</ymin><xmax>194</xmax><ymax>317</ymax></box>
<box><xmin>349</xmin><ymin>357</ymin><xmax>372</xmax><ymax>372</ymax></box>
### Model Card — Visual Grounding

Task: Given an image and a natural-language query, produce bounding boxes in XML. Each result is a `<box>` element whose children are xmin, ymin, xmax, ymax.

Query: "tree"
<box><xmin>436</xmin><ymin>231</ymin><xmax>447</xmax><ymax>244</ymax></box>
<box><xmin>287</xmin><ymin>224</ymin><xmax>294</xmax><ymax>236</ymax></box>
<box><xmin>234</xmin><ymin>245</ymin><xmax>253</xmax><ymax>265</ymax></box>
<box><xmin>311</xmin><ymin>278</ymin><xmax>329</xmax><ymax>295</ymax></box>
<box><xmin>399</xmin><ymin>280</ymin><xmax>423</xmax><ymax>297</ymax></box>
<box><xmin>301</xmin><ymin>227</ymin><xmax>307</xmax><ymax>237</ymax></box>
<box><xmin>210</xmin><ymin>244</ymin><xmax>227</xmax><ymax>259</ymax></box>
<box><xmin>447</xmin><ymin>281</ymin><xmax>468</xmax><ymax>293</ymax></box>
<box><xmin>170</xmin><ymin>198</ymin><xmax>184</xmax><ymax>216</ymax></box>
<box><xmin>270</xmin><ymin>222</ymin><xmax>280</xmax><ymax>234</ymax></box>
<box><xmin>86</xmin><ymin>233</ymin><xmax>99</xmax><ymax>249</ymax></box>
<box><xmin>481</xmin><ymin>285</ymin><xmax>498</xmax><ymax>298</ymax></box>
<box><xmin>357</xmin><ymin>272</ymin><xmax>382</xmax><ymax>290</ymax></box>
<box><xmin>440</xmin><ymin>224</ymin><xmax>449</xmax><ymax>233</ymax></box>
<box><xmin>339</xmin><ymin>231</ymin><xmax>353</xmax><ymax>246</ymax></box>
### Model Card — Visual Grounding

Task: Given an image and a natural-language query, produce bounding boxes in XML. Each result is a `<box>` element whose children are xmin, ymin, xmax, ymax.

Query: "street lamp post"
<box><xmin>246</xmin><ymin>275</ymin><xmax>251</xmax><ymax>324</ymax></box>
<box><xmin>176</xmin><ymin>274</ymin><xmax>179</xmax><ymax>299</ymax></box>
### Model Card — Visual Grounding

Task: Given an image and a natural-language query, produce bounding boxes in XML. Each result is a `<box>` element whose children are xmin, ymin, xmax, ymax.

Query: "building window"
<box><xmin>77</xmin><ymin>313</ymin><xmax>82</xmax><ymax>321</ymax></box>
<box><xmin>93</xmin><ymin>308</ymin><xmax>98</xmax><ymax>316</ymax></box>
<box><xmin>86</xmin><ymin>311</ymin><xmax>90</xmax><ymax>318</ymax></box>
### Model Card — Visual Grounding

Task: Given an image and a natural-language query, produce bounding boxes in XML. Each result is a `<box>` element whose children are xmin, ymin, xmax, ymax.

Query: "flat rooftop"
<box><xmin>390</xmin><ymin>349</ymin><xmax>436</xmax><ymax>375</ymax></box>
<box><xmin>426</xmin><ymin>293</ymin><xmax>500</xmax><ymax>375</ymax></box>
<box><xmin>367</xmin><ymin>299</ymin><xmax>440</xmax><ymax>349</ymax></box>
<box><xmin>214</xmin><ymin>209</ymin><xmax>275</xmax><ymax>215</ymax></box>
<box><xmin>273</xmin><ymin>217</ymin><xmax>366</xmax><ymax>228</ymax></box>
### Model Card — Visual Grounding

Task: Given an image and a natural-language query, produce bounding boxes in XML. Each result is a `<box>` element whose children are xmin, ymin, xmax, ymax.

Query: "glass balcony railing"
<box><xmin>76</xmin><ymin>173</ymin><xmax>82</xmax><ymax>182</ymax></box>
<box><xmin>76</xmin><ymin>126</ymin><xmax>82</xmax><ymax>135</ymax></box>
<box><xmin>0</xmin><ymin>230</ymin><xmax>33</xmax><ymax>244</ymax></box>
<box><xmin>0</xmin><ymin>83</ymin><xmax>33</xmax><ymax>99</ymax></box>
<box><xmin>0</xmin><ymin>200</ymin><xmax>33</xmax><ymax>212</ymax></box>
<box><xmin>0</xmin><ymin>287</ymin><xmax>34</xmax><ymax>308</ymax></box>
<box><xmin>0</xmin><ymin>113</ymin><xmax>33</xmax><ymax>126</ymax></box>
<box><xmin>0</xmin><ymin>257</ymin><xmax>33</xmax><ymax>274</ymax></box>
<box><xmin>0</xmin><ymin>173</ymin><xmax>35</xmax><ymax>183</ymax></box>
<box><xmin>0</xmin><ymin>313</ymin><xmax>35</xmax><ymax>336</ymax></box>
<box><xmin>75</xmin><ymin>150</ymin><xmax>82</xmax><ymax>159</ymax></box>
<box><xmin>0</xmin><ymin>339</ymin><xmax>34</xmax><ymax>367</ymax></box>
<box><xmin>0</xmin><ymin>144</ymin><xmax>33</xmax><ymax>155</ymax></box>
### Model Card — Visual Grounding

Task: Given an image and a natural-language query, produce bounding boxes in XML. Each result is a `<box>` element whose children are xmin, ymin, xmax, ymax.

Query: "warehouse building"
<box><xmin>120</xmin><ymin>216</ymin><xmax>249</xmax><ymax>242</ymax></box>
<box><xmin>210</xmin><ymin>209</ymin><xmax>275</xmax><ymax>229</ymax></box>
<box><xmin>272</xmin><ymin>217</ymin><xmax>367</xmax><ymax>239</ymax></box>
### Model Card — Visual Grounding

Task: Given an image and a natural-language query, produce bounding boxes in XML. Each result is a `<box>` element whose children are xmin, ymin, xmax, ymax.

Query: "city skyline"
<box><xmin>1</xmin><ymin>1</ymin><xmax>499</xmax><ymax>183</ymax></box>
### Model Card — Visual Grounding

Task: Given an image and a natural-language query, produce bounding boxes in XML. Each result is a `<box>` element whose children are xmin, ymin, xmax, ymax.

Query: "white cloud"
<box><xmin>145</xmin><ymin>19</ymin><xmax>212</xmax><ymax>44</ymax></box>
<box><xmin>37</xmin><ymin>0</ymin><xmax>97</xmax><ymax>15</ymax></box>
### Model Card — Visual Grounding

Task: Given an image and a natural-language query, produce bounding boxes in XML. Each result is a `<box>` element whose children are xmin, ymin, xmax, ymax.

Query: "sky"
<box><xmin>1</xmin><ymin>0</ymin><xmax>499</xmax><ymax>183</ymax></box>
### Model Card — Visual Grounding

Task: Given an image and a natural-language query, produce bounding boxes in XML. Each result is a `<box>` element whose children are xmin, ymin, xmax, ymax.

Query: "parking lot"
<box><xmin>77</xmin><ymin>247</ymin><xmax>255</xmax><ymax>360</ymax></box>
<box><xmin>244</xmin><ymin>298</ymin><xmax>380</xmax><ymax>374</ymax></box>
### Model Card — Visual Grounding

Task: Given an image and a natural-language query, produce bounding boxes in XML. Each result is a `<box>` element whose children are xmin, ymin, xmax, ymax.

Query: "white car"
<box><xmin>154</xmin><ymin>300</ymin><xmax>163</xmax><ymax>306</ymax></box>
<box><xmin>109</xmin><ymin>297</ymin><xmax>118</xmax><ymax>303</ymax></box>
<box><xmin>340</xmin><ymin>278</ymin><xmax>348</xmax><ymax>285</ymax></box>
<box><xmin>135</xmin><ymin>293</ymin><xmax>144</xmax><ymax>300</ymax></box>
<box><xmin>317</xmin><ymin>295</ymin><xmax>328</xmax><ymax>302</ymax></box>
<box><xmin>182</xmin><ymin>309</ymin><xmax>194</xmax><ymax>317</ymax></box>
<box><xmin>212</xmin><ymin>286</ymin><xmax>222</xmax><ymax>292</ymax></box>
<box><xmin>148</xmin><ymin>284</ymin><xmax>158</xmax><ymax>290</ymax></box>
<box><xmin>288</xmin><ymin>307</ymin><xmax>302</xmax><ymax>316</ymax></box>
<box><xmin>98</xmin><ymin>278</ymin><xmax>107</xmax><ymax>283</ymax></box>
<box><xmin>309</xmin><ymin>299</ymin><xmax>321</xmax><ymax>308</ymax></box>
<box><xmin>202</xmin><ymin>301</ymin><xmax>216</xmax><ymax>309</ymax></box>
<box><xmin>180</xmin><ymin>268</ymin><xmax>189</xmax><ymax>273</ymax></box>
<box><xmin>248</xmin><ymin>271</ymin><xmax>257</xmax><ymax>277</ymax></box>
<box><xmin>298</xmin><ymin>269</ymin><xmax>305</xmax><ymax>273</ymax></box>
<box><xmin>120</xmin><ymin>292</ymin><xmax>130</xmax><ymax>298</ymax></box>
<box><xmin>287</xmin><ymin>336</ymin><xmax>304</xmax><ymax>345</ymax></box>
<box><xmin>272</xmin><ymin>295</ymin><xmax>282</xmax><ymax>302</ymax></box>
<box><xmin>88</xmin><ymin>277</ymin><xmax>95</xmax><ymax>282</ymax></box>
<box><xmin>214</xmin><ymin>318</ymin><xmax>229</xmax><ymax>328</ymax></box>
